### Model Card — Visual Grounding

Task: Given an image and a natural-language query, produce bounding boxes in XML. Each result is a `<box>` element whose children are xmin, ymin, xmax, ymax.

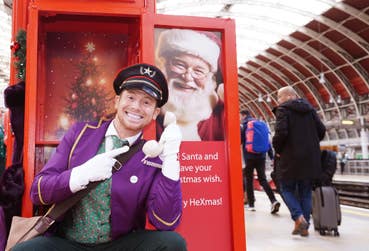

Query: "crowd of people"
<box><xmin>241</xmin><ymin>85</ymin><xmax>326</xmax><ymax>237</ymax></box>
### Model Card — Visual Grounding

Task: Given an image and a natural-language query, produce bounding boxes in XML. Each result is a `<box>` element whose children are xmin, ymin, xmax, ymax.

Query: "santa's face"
<box><xmin>161</xmin><ymin>53</ymin><xmax>218</xmax><ymax>124</ymax></box>
<box><xmin>166</xmin><ymin>54</ymin><xmax>212</xmax><ymax>91</ymax></box>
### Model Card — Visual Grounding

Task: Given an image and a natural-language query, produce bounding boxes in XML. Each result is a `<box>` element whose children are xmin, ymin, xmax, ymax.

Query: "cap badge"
<box><xmin>140</xmin><ymin>66</ymin><xmax>156</xmax><ymax>78</ymax></box>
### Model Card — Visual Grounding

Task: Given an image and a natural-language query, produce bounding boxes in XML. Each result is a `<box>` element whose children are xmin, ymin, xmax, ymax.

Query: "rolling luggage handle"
<box><xmin>319</xmin><ymin>186</ymin><xmax>325</xmax><ymax>207</ymax></box>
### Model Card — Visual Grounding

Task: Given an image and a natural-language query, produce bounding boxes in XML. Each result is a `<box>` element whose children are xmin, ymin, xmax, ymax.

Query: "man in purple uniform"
<box><xmin>13</xmin><ymin>63</ymin><xmax>186</xmax><ymax>251</ymax></box>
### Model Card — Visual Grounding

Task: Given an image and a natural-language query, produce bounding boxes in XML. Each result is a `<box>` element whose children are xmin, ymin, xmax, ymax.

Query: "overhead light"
<box><xmin>341</xmin><ymin>119</ymin><xmax>354</xmax><ymax>125</ymax></box>
<box><xmin>319</xmin><ymin>73</ymin><xmax>325</xmax><ymax>84</ymax></box>
<box><xmin>337</xmin><ymin>95</ymin><xmax>342</xmax><ymax>104</ymax></box>
<box><xmin>258</xmin><ymin>93</ymin><xmax>263</xmax><ymax>102</ymax></box>
<box><xmin>328</xmin><ymin>94</ymin><xmax>343</xmax><ymax>105</ymax></box>
<box><xmin>329</xmin><ymin>95</ymin><xmax>334</xmax><ymax>104</ymax></box>
<box><xmin>266</xmin><ymin>94</ymin><xmax>271</xmax><ymax>103</ymax></box>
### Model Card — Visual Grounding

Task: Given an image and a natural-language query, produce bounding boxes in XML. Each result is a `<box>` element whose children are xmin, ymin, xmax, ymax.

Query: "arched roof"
<box><xmin>157</xmin><ymin>0</ymin><xmax>369</xmax><ymax>145</ymax></box>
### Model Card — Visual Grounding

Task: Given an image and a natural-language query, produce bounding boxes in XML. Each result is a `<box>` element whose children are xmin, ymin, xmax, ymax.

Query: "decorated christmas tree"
<box><xmin>64</xmin><ymin>42</ymin><xmax>113</xmax><ymax>122</ymax></box>
<box><xmin>11</xmin><ymin>29</ymin><xmax>26</xmax><ymax>81</ymax></box>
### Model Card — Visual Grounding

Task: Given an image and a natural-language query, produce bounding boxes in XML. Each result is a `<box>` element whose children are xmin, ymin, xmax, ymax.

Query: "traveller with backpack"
<box><xmin>240</xmin><ymin>110</ymin><xmax>280</xmax><ymax>213</ymax></box>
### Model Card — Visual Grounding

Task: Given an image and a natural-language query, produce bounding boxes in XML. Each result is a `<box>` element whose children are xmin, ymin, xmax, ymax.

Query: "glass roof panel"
<box><xmin>156</xmin><ymin>0</ymin><xmax>336</xmax><ymax>65</ymax></box>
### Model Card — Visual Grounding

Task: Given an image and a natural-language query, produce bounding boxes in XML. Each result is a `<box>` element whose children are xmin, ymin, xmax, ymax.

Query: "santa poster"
<box><xmin>154</xmin><ymin>28</ymin><xmax>231</xmax><ymax>250</ymax></box>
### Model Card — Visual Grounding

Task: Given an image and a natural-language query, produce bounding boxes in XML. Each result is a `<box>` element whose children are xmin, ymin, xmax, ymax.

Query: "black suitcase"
<box><xmin>312</xmin><ymin>186</ymin><xmax>341</xmax><ymax>236</ymax></box>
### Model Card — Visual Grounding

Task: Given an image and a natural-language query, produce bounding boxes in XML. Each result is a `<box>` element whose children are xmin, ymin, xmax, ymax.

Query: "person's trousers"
<box><xmin>340</xmin><ymin>162</ymin><xmax>345</xmax><ymax>174</ymax></box>
<box><xmin>242</xmin><ymin>168</ymin><xmax>247</xmax><ymax>192</ymax></box>
<box><xmin>0</xmin><ymin>207</ymin><xmax>6</xmax><ymax>251</ymax></box>
<box><xmin>12</xmin><ymin>230</ymin><xmax>187</xmax><ymax>251</ymax></box>
<box><xmin>245</xmin><ymin>158</ymin><xmax>276</xmax><ymax>206</ymax></box>
<box><xmin>279</xmin><ymin>180</ymin><xmax>312</xmax><ymax>224</ymax></box>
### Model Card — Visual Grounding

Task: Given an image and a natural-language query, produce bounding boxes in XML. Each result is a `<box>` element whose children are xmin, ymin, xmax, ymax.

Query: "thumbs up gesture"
<box><xmin>69</xmin><ymin>145</ymin><xmax>130</xmax><ymax>193</ymax></box>
<box><xmin>142</xmin><ymin>111</ymin><xmax>178</xmax><ymax>159</ymax></box>
<box><xmin>142</xmin><ymin>111</ymin><xmax>182</xmax><ymax>181</ymax></box>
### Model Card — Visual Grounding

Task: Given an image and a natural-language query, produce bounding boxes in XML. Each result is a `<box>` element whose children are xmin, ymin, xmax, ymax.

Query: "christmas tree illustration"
<box><xmin>64</xmin><ymin>42</ymin><xmax>113</xmax><ymax>122</ymax></box>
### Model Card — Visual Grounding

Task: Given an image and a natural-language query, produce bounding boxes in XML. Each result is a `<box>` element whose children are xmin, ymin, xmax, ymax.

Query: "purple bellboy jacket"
<box><xmin>30</xmin><ymin>119</ymin><xmax>182</xmax><ymax>239</ymax></box>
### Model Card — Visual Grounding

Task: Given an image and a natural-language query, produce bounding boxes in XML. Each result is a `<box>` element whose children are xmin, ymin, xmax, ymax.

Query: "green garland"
<box><xmin>11</xmin><ymin>29</ymin><xmax>26</xmax><ymax>81</ymax></box>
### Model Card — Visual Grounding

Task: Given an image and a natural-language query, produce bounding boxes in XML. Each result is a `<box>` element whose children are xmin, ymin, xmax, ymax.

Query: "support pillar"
<box><xmin>360</xmin><ymin>128</ymin><xmax>368</xmax><ymax>159</ymax></box>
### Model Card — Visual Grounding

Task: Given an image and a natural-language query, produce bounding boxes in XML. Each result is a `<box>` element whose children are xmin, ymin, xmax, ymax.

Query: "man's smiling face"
<box><xmin>114</xmin><ymin>89</ymin><xmax>160</xmax><ymax>137</ymax></box>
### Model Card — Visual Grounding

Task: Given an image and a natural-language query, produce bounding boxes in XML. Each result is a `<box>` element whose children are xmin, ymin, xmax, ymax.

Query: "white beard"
<box><xmin>161</xmin><ymin>76</ymin><xmax>218</xmax><ymax>125</ymax></box>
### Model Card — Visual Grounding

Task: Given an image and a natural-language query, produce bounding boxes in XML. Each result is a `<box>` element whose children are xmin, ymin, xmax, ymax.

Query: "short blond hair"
<box><xmin>277</xmin><ymin>86</ymin><xmax>298</xmax><ymax>103</ymax></box>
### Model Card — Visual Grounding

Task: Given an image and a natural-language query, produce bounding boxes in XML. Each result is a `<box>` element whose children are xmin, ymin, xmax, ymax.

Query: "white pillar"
<box><xmin>360</xmin><ymin>128</ymin><xmax>368</xmax><ymax>159</ymax></box>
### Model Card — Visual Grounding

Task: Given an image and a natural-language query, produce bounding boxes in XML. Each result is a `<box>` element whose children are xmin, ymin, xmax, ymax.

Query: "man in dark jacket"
<box><xmin>241</xmin><ymin>110</ymin><xmax>280</xmax><ymax>214</ymax></box>
<box><xmin>272</xmin><ymin>86</ymin><xmax>326</xmax><ymax>237</ymax></box>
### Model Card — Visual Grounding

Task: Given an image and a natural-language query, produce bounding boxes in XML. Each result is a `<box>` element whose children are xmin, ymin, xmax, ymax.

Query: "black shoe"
<box><xmin>271</xmin><ymin>201</ymin><xmax>280</xmax><ymax>214</ymax></box>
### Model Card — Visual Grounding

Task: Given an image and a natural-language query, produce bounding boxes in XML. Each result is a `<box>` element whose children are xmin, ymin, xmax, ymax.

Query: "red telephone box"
<box><xmin>12</xmin><ymin>0</ymin><xmax>246</xmax><ymax>250</ymax></box>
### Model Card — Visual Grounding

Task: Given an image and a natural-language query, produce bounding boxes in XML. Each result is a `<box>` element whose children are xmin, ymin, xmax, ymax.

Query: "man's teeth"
<box><xmin>127</xmin><ymin>113</ymin><xmax>141</xmax><ymax>119</ymax></box>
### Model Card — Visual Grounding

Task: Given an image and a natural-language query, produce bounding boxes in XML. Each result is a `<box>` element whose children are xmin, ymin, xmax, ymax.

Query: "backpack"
<box><xmin>245</xmin><ymin>119</ymin><xmax>270</xmax><ymax>153</ymax></box>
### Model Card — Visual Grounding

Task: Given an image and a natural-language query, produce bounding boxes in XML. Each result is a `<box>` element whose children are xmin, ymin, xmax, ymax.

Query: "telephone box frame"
<box><xmin>21</xmin><ymin>2</ymin><xmax>245</xmax><ymax>250</ymax></box>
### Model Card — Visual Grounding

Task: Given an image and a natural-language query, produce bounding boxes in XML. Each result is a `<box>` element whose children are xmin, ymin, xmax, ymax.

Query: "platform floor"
<box><xmin>244</xmin><ymin>191</ymin><xmax>369</xmax><ymax>251</ymax></box>
<box><xmin>333</xmin><ymin>173</ymin><xmax>369</xmax><ymax>183</ymax></box>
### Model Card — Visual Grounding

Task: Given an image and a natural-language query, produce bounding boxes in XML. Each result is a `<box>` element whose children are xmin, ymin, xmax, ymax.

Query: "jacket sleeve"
<box><xmin>272</xmin><ymin>107</ymin><xmax>289</xmax><ymax>154</ymax></box>
<box><xmin>313</xmin><ymin>111</ymin><xmax>326</xmax><ymax>141</ymax></box>
<box><xmin>240</xmin><ymin>123</ymin><xmax>245</xmax><ymax>145</ymax></box>
<box><xmin>147</xmin><ymin>173</ymin><xmax>182</xmax><ymax>231</ymax></box>
<box><xmin>267</xmin><ymin>144</ymin><xmax>274</xmax><ymax>160</ymax></box>
<box><xmin>30</xmin><ymin>124</ymin><xmax>80</xmax><ymax>205</ymax></box>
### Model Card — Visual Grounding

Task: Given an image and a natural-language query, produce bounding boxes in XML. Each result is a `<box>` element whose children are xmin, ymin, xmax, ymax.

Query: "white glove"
<box><xmin>159</xmin><ymin>123</ymin><xmax>182</xmax><ymax>181</ymax></box>
<box><xmin>142</xmin><ymin>111</ymin><xmax>176</xmax><ymax>160</ymax></box>
<box><xmin>69</xmin><ymin>146</ymin><xmax>130</xmax><ymax>193</ymax></box>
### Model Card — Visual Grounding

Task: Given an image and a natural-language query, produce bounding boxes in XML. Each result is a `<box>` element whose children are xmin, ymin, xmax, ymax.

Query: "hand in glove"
<box><xmin>69</xmin><ymin>146</ymin><xmax>129</xmax><ymax>193</ymax></box>
<box><xmin>142</xmin><ymin>111</ymin><xmax>176</xmax><ymax>159</ymax></box>
<box><xmin>141</xmin><ymin>111</ymin><xmax>182</xmax><ymax>180</ymax></box>
<box><xmin>159</xmin><ymin>122</ymin><xmax>182</xmax><ymax>181</ymax></box>
<box><xmin>160</xmin><ymin>123</ymin><xmax>182</xmax><ymax>157</ymax></box>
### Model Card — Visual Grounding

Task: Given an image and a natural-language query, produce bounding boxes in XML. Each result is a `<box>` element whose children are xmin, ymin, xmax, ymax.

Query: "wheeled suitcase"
<box><xmin>312</xmin><ymin>186</ymin><xmax>341</xmax><ymax>236</ymax></box>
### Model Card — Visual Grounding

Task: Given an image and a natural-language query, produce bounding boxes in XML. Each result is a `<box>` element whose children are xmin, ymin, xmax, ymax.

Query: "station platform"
<box><xmin>333</xmin><ymin>173</ymin><xmax>369</xmax><ymax>184</ymax></box>
<box><xmin>244</xmin><ymin>191</ymin><xmax>369</xmax><ymax>251</ymax></box>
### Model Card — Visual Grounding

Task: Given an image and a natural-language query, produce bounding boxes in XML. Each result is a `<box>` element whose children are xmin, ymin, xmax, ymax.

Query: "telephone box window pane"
<box><xmin>39</xmin><ymin>32</ymin><xmax>128</xmax><ymax>141</ymax></box>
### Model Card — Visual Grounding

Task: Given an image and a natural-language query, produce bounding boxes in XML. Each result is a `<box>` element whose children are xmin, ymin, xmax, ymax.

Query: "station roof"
<box><xmin>157</xmin><ymin>0</ymin><xmax>369</xmax><ymax>143</ymax></box>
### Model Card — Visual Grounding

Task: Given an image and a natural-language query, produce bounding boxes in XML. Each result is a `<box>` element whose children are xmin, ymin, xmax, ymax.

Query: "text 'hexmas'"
<box><xmin>182</xmin><ymin>197</ymin><xmax>223</xmax><ymax>208</ymax></box>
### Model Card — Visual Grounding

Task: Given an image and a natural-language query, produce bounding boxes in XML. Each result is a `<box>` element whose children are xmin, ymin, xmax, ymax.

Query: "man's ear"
<box><xmin>114</xmin><ymin>95</ymin><xmax>120</xmax><ymax>110</ymax></box>
<box><xmin>152</xmin><ymin>107</ymin><xmax>161</xmax><ymax>120</ymax></box>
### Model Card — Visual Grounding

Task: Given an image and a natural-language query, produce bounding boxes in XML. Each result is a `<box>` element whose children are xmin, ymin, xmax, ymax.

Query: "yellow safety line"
<box><xmin>342</xmin><ymin>208</ymin><xmax>369</xmax><ymax>217</ymax></box>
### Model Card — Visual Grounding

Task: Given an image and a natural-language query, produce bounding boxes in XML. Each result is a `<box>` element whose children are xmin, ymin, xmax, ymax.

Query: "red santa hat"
<box><xmin>156</xmin><ymin>29</ymin><xmax>221</xmax><ymax>73</ymax></box>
